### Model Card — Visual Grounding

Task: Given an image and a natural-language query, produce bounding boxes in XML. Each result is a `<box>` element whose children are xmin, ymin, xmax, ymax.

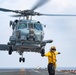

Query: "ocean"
<box><xmin>56</xmin><ymin>67</ymin><xmax>76</xmax><ymax>71</ymax></box>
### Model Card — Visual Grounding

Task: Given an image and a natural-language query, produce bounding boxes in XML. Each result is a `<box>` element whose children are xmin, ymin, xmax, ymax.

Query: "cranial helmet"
<box><xmin>51</xmin><ymin>46</ymin><xmax>56</xmax><ymax>50</ymax></box>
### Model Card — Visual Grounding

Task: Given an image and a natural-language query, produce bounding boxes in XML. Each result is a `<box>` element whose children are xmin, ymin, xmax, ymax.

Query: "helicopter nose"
<box><xmin>27</xmin><ymin>28</ymin><xmax>35</xmax><ymax>41</ymax></box>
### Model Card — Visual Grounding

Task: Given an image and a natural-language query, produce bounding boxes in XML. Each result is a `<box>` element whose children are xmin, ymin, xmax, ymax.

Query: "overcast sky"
<box><xmin>0</xmin><ymin>0</ymin><xmax>76</xmax><ymax>68</ymax></box>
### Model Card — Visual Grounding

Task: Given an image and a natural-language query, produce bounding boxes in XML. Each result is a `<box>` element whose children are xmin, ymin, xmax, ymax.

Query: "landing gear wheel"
<box><xmin>23</xmin><ymin>58</ymin><xmax>25</xmax><ymax>62</ymax></box>
<box><xmin>19</xmin><ymin>57</ymin><xmax>25</xmax><ymax>62</ymax></box>
<box><xmin>19</xmin><ymin>57</ymin><xmax>22</xmax><ymax>62</ymax></box>
<box><xmin>8</xmin><ymin>46</ymin><xmax>12</xmax><ymax>55</ymax></box>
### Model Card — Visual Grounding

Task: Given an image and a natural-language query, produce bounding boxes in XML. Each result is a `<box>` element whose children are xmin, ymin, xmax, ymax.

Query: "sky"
<box><xmin>0</xmin><ymin>0</ymin><xmax>76</xmax><ymax>68</ymax></box>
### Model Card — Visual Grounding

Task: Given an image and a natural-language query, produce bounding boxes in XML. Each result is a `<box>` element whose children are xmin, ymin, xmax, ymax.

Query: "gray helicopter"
<box><xmin>0</xmin><ymin>0</ymin><xmax>76</xmax><ymax>62</ymax></box>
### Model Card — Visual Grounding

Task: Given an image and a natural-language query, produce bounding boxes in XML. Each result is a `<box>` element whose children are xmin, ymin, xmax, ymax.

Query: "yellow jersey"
<box><xmin>44</xmin><ymin>51</ymin><xmax>58</xmax><ymax>64</ymax></box>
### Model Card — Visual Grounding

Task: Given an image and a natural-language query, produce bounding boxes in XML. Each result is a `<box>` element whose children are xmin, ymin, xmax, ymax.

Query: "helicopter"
<box><xmin>0</xmin><ymin>0</ymin><xmax>76</xmax><ymax>62</ymax></box>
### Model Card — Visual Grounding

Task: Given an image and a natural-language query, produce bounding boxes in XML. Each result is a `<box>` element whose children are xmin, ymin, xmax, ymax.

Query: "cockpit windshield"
<box><xmin>18</xmin><ymin>23</ymin><xmax>27</xmax><ymax>29</ymax></box>
<box><xmin>34</xmin><ymin>23</ymin><xmax>43</xmax><ymax>30</ymax></box>
<box><xmin>17</xmin><ymin>22</ymin><xmax>42</xmax><ymax>30</ymax></box>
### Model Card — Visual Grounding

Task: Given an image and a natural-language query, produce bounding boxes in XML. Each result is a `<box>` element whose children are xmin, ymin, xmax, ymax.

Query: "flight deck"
<box><xmin>0</xmin><ymin>69</ymin><xmax>75</xmax><ymax>75</ymax></box>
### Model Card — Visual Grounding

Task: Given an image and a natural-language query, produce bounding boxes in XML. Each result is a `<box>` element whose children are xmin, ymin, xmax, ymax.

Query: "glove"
<box><xmin>58</xmin><ymin>52</ymin><xmax>61</xmax><ymax>54</ymax></box>
<box><xmin>41</xmin><ymin>49</ymin><xmax>45</xmax><ymax>57</ymax></box>
<box><xmin>41</xmin><ymin>54</ymin><xmax>45</xmax><ymax>57</ymax></box>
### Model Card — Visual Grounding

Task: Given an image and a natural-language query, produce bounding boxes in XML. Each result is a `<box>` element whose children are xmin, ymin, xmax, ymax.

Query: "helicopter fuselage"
<box><xmin>9</xmin><ymin>19</ymin><xmax>45</xmax><ymax>54</ymax></box>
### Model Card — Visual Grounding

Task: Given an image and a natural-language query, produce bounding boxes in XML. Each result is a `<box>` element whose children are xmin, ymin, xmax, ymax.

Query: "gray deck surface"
<box><xmin>0</xmin><ymin>69</ymin><xmax>75</xmax><ymax>75</ymax></box>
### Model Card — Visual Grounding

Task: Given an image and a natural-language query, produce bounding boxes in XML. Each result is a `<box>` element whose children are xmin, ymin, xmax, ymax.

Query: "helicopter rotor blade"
<box><xmin>11</xmin><ymin>13</ymin><xmax>76</xmax><ymax>17</ymax></box>
<box><xmin>0</xmin><ymin>8</ymin><xmax>16</xmax><ymax>12</ymax></box>
<box><xmin>31</xmin><ymin>0</ymin><xmax>49</xmax><ymax>11</ymax></box>
<box><xmin>11</xmin><ymin>15</ymin><xmax>22</xmax><ymax>17</ymax></box>
<box><xmin>39</xmin><ymin>13</ymin><xmax>76</xmax><ymax>16</ymax></box>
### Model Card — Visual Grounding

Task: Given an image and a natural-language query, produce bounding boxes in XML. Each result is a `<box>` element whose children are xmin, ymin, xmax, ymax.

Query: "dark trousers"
<box><xmin>48</xmin><ymin>63</ymin><xmax>55</xmax><ymax>75</ymax></box>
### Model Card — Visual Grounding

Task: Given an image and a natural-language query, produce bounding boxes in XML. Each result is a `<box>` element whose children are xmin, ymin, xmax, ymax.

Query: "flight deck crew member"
<box><xmin>41</xmin><ymin>46</ymin><xmax>60</xmax><ymax>75</ymax></box>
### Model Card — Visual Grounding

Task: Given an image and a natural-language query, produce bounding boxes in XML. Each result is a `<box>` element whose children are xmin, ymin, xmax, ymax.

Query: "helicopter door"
<box><xmin>28</xmin><ymin>23</ymin><xmax>33</xmax><ymax>29</ymax></box>
<box><xmin>28</xmin><ymin>23</ymin><xmax>34</xmax><ymax>34</ymax></box>
<box><xmin>27</xmin><ymin>23</ymin><xmax>35</xmax><ymax>40</ymax></box>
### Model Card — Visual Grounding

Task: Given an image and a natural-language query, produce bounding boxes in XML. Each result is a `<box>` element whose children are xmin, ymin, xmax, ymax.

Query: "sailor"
<box><xmin>41</xmin><ymin>46</ymin><xmax>60</xmax><ymax>75</ymax></box>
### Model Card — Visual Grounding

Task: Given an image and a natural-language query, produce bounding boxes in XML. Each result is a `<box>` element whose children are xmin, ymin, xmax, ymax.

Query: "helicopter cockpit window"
<box><xmin>18</xmin><ymin>23</ymin><xmax>27</xmax><ymax>29</ymax></box>
<box><xmin>28</xmin><ymin>23</ymin><xmax>33</xmax><ymax>29</ymax></box>
<box><xmin>34</xmin><ymin>23</ymin><xmax>43</xmax><ymax>30</ymax></box>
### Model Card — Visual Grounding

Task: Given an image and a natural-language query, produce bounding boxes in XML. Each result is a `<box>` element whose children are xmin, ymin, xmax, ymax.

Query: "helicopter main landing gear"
<box><xmin>19</xmin><ymin>54</ymin><xmax>25</xmax><ymax>62</ymax></box>
<box><xmin>8</xmin><ymin>46</ymin><xmax>13</xmax><ymax>55</ymax></box>
<box><xmin>19</xmin><ymin>57</ymin><xmax>25</xmax><ymax>62</ymax></box>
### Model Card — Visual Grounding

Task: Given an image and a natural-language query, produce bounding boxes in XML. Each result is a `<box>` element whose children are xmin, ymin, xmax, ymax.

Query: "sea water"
<box><xmin>56</xmin><ymin>67</ymin><xmax>76</xmax><ymax>71</ymax></box>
